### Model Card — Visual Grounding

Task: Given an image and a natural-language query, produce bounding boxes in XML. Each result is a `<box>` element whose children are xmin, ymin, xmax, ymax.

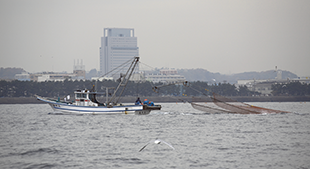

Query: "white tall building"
<box><xmin>99</xmin><ymin>28</ymin><xmax>139</xmax><ymax>76</ymax></box>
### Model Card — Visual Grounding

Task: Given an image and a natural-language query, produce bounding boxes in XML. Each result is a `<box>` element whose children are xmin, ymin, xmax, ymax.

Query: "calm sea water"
<box><xmin>0</xmin><ymin>102</ymin><xmax>309</xmax><ymax>169</ymax></box>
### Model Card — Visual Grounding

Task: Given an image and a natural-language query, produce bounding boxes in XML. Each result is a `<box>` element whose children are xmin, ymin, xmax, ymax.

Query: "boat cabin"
<box><xmin>74</xmin><ymin>89</ymin><xmax>98</xmax><ymax>107</ymax></box>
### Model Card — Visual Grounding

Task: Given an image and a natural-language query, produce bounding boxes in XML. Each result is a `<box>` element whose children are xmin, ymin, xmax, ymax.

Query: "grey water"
<box><xmin>0</xmin><ymin>102</ymin><xmax>309</xmax><ymax>169</ymax></box>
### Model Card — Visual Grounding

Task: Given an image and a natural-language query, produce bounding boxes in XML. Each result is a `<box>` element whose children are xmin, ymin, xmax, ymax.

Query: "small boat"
<box><xmin>36</xmin><ymin>57</ymin><xmax>161</xmax><ymax>115</ymax></box>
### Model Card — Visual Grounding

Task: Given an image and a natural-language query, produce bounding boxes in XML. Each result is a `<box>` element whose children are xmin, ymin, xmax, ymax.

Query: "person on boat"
<box><xmin>148</xmin><ymin>101</ymin><xmax>154</xmax><ymax>106</ymax></box>
<box><xmin>143</xmin><ymin>99</ymin><xmax>149</xmax><ymax>105</ymax></box>
<box><xmin>64</xmin><ymin>94</ymin><xmax>70</xmax><ymax>102</ymax></box>
<box><xmin>135</xmin><ymin>97</ymin><xmax>142</xmax><ymax>105</ymax></box>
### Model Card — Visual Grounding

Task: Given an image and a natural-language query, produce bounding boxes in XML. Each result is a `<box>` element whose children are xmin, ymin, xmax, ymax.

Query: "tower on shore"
<box><xmin>99</xmin><ymin>28</ymin><xmax>139</xmax><ymax>76</ymax></box>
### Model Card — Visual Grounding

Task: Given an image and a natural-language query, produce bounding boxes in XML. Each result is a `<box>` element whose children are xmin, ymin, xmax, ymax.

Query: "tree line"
<box><xmin>271</xmin><ymin>82</ymin><xmax>310</xmax><ymax>96</ymax></box>
<box><xmin>0</xmin><ymin>80</ymin><xmax>309</xmax><ymax>98</ymax></box>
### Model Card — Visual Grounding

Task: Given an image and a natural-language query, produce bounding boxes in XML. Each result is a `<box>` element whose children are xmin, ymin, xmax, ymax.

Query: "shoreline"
<box><xmin>0</xmin><ymin>96</ymin><xmax>309</xmax><ymax>104</ymax></box>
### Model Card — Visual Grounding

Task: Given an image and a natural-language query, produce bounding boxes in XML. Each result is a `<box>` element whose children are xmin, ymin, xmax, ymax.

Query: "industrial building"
<box><xmin>237</xmin><ymin>74</ymin><xmax>309</xmax><ymax>96</ymax></box>
<box><xmin>145</xmin><ymin>69</ymin><xmax>186</xmax><ymax>83</ymax></box>
<box><xmin>15</xmin><ymin>60</ymin><xmax>86</xmax><ymax>82</ymax></box>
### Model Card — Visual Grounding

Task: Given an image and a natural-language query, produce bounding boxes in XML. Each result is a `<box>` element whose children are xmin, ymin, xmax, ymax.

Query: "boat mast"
<box><xmin>108</xmin><ymin>57</ymin><xmax>139</xmax><ymax>105</ymax></box>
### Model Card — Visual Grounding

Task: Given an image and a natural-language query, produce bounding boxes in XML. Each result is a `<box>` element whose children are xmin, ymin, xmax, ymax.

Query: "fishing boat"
<box><xmin>36</xmin><ymin>57</ymin><xmax>161</xmax><ymax>115</ymax></box>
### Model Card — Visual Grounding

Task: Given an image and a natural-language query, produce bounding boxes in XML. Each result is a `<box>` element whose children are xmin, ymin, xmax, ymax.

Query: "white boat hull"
<box><xmin>37</xmin><ymin>96</ymin><xmax>150</xmax><ymax>115</ymax></box>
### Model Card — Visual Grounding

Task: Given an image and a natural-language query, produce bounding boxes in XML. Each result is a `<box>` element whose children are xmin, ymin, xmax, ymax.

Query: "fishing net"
<box><xmin>212</xmin><ymin>93</ymin><xmax>291</xmax><ymax>114</ymax></box>
<box><xmin>191</xmin><ymin>93</ymin><xmax>291</xmax><ymax>114</ymax></box>
<box><xmin>191</xmin><ymin>102</ymin><xmax>233</xmax><ymax>114</ymax></box>
<box><xmin>211</xmin><ymin>93</ymin><xmax>261</xmax><ymax>114</ymax></box>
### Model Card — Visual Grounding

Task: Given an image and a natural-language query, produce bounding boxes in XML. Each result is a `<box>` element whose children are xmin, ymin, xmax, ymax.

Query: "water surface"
<box><xmin>0</xmin><ymin>102</ymin><xmax>309</xmax><ymax>168</ymax></box>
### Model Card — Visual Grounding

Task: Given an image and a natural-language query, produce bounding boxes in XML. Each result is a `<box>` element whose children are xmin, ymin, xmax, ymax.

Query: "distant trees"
<box><xmin>271</xmin><ymin>82</ymin><xmax>310</xmax><ymax>96</ymax></box>
<box><xmin>184</xmin><ymin>82</ymin><xmax>259</xmax><ymax>96</ymax></box>
<box><xmin>0</xmin><ymin>79</ymin><xmax>93</xmax><ymax>97</ymax></box>
<box><xmin>0</xmin><ymin>80</ymin><xmax>309</xmax><ymax>98</ymax></box>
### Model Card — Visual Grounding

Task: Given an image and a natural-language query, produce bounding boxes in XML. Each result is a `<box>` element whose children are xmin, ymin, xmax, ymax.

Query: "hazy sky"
<box><xmin>0</xmin><ymin>0</ymin><xmax>309</xmax><ymax>76</ymax></box>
